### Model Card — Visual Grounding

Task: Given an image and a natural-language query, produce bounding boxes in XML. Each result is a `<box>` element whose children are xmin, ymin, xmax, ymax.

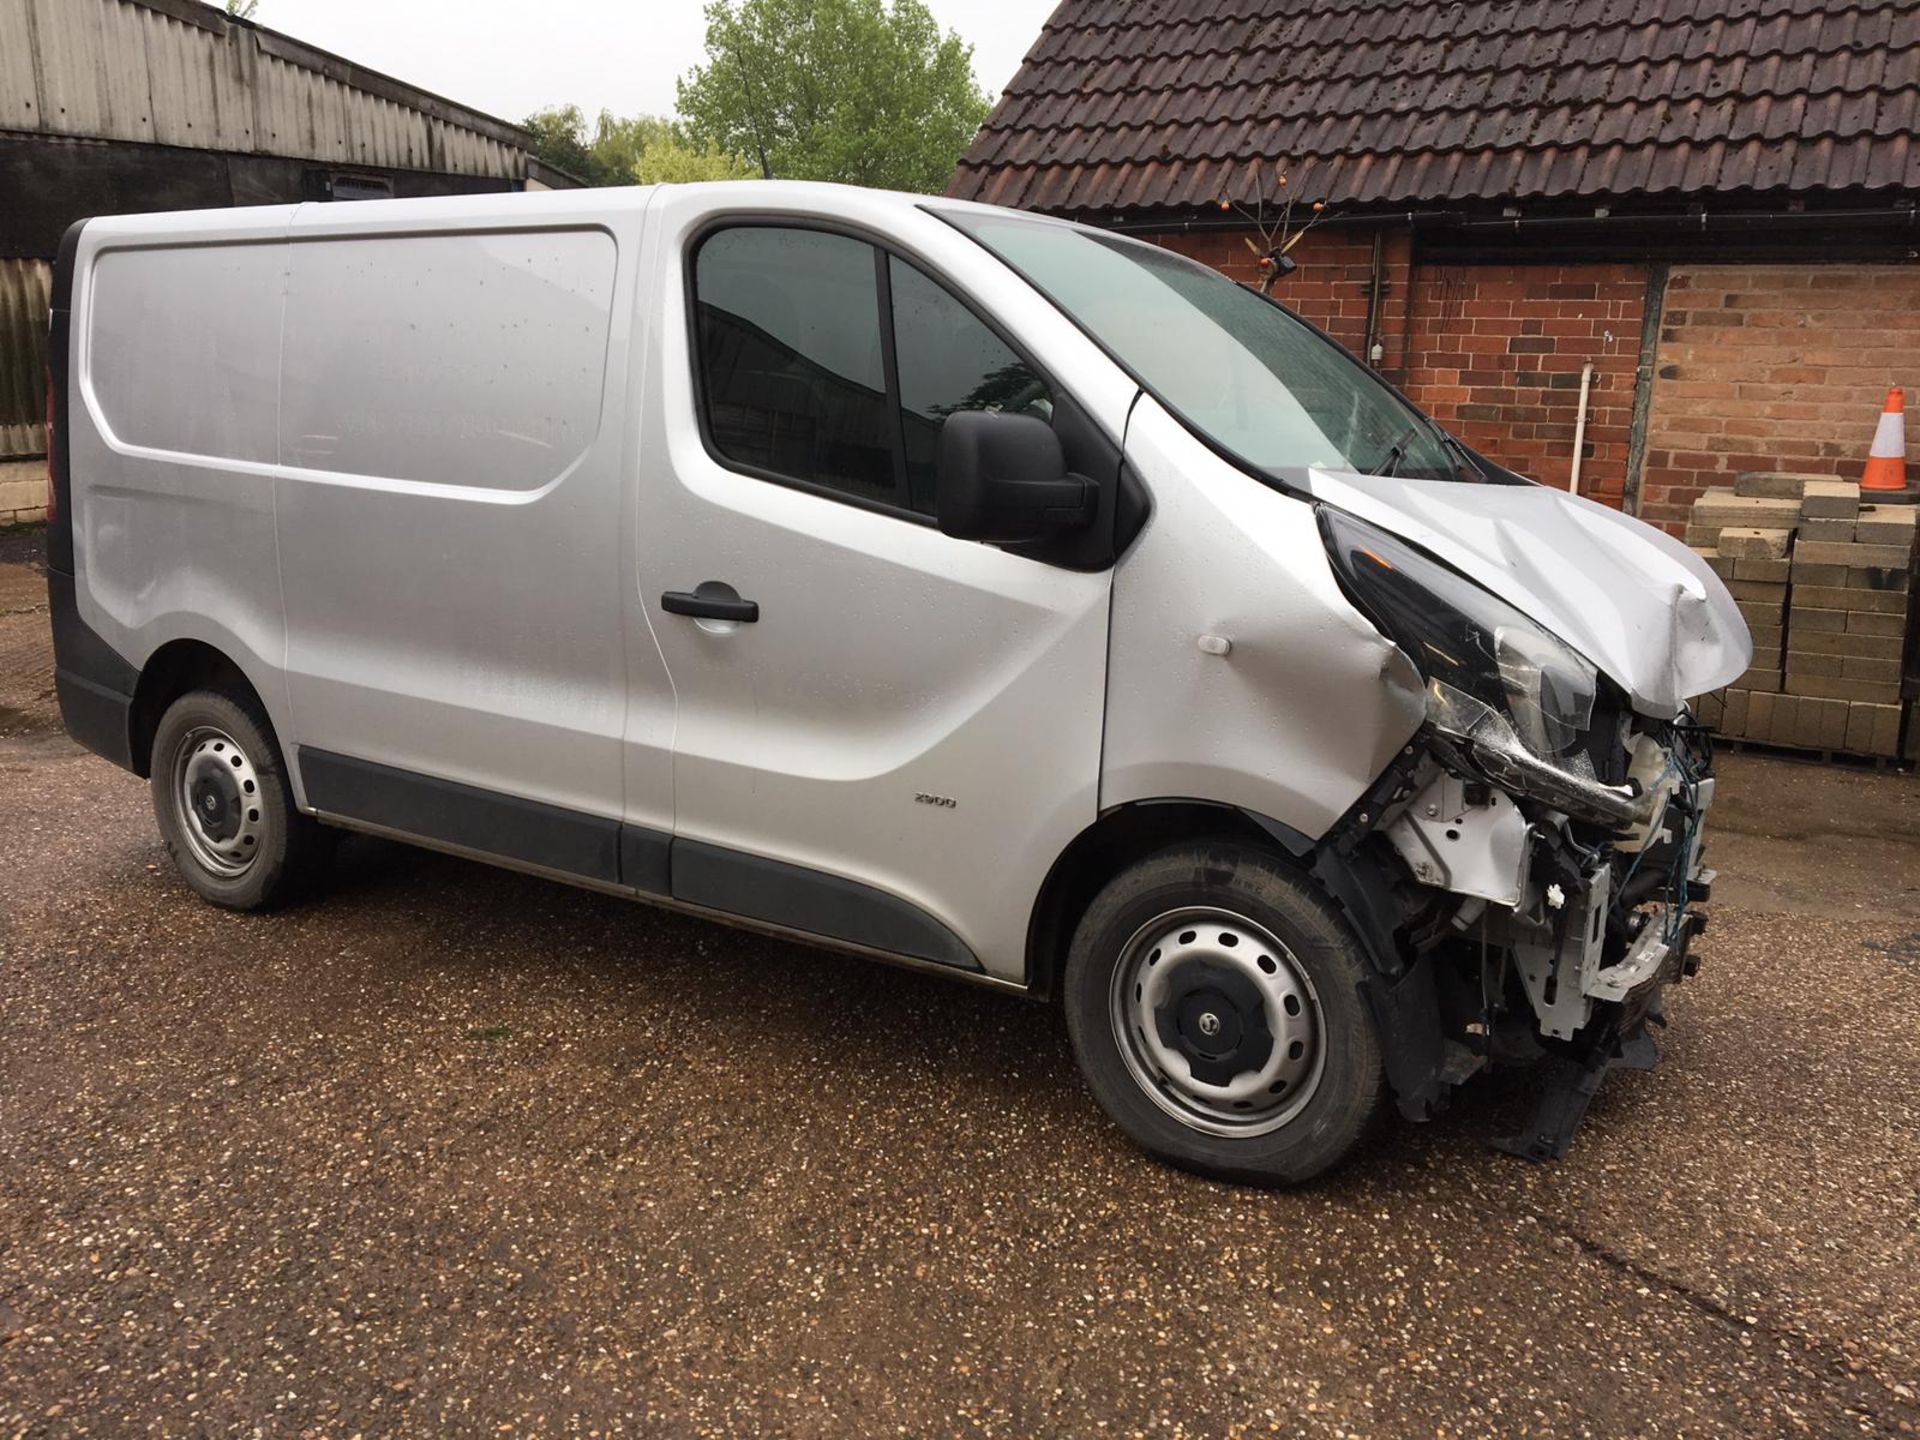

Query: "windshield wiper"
<box><xmin>1439</xmin><ymin>431</ymin><xmax>1485</xmax><ymax>483</ymax></box>
<box><xmin>1366</xmin><ymin>423</ymin><xmax>1421</xmax><ymax>477</ymax></box>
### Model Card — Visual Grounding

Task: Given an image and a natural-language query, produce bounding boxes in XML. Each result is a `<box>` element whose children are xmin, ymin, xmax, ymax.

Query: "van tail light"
<box><xmin>44</xmin><ymin>364</ymin><xmax>58</xmax><ymax>524</ymax></box>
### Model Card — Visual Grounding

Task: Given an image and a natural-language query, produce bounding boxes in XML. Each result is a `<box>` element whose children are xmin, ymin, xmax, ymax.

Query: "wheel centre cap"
<box><xmin>1153</xmin><ymin>961</ymin><xmax>1274</xmax><ymax>1085</ymax></box>
<box><xmin>189</xmin><ymin>771</ymin><xmax>241</xmax><ymax>842</ymax></box>
<box><xmin>1176</xmin><ymin>988</ymin><xmax>1245</xmax><ymax>1057</ymax></box>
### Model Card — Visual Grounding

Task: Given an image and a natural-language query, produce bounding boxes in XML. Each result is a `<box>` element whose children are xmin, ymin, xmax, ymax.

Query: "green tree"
<box><xmin>676</xmin><ymin>0</ymin><xmax>990</xmax><ymax>193</ymax></box>
<box><xmin>523</xmin><ymin>105</ymin><xmax>621</xmax><ymax>185</ymax></box>
<box><xmin>587</xmin><ymin>113</ymin><xmax>675</xmax><ymax>180</ymax></box>
<box><xmin>225</xmin><ymin>0</ymin><xmax>258</xmax><ymax>17</ymax></box>
<box><xmin>522</xmin><ymin>106</ymin><xmax>756</xmax><ymax>186</ymax></box>
<box><xmin>634</xmin><ymin>134</ymin><xmax>760</xmax><ymax>184</ymax></box>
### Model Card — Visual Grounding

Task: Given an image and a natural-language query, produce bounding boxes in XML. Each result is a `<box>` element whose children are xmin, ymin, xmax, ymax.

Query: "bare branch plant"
<box><xmin>1217</xmin><ymin>162</ymin><xmax>1330</xmax><ymax>294</ymax></box>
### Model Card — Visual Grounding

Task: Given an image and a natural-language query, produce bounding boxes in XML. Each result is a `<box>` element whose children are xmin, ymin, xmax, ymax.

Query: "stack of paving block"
<box><xmin>1781</xmin><ymin>480</ymin><xmax>1914</xmax><ymax>753</ymax></box>
<box><xmin>1684</xmin><ymin>479</ymin><xmax>1801</xmax><ymax>694</ymax></box>
<box><xmin>1689</xmin><ymin>473</ymin><xmax>1916</xmax><ymax>758</ymax></box>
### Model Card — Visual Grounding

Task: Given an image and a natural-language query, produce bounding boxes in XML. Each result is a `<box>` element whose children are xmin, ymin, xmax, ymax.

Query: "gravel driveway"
<box><xmin>3</xmin><ymin>542</ymin><xmax>1918</xmax><ymax>1438</ymax></box>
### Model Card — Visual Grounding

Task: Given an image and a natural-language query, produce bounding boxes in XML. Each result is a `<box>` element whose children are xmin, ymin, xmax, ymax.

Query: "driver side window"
<box><xmin>692</xmin><ymin>225</ymin><xmax>1050</xmax><ymax>519</ymax></box>
<box><xmin>888</xmin><ymin>257</ymin><xmax>1051</xmax><ymax>515</ymax></box>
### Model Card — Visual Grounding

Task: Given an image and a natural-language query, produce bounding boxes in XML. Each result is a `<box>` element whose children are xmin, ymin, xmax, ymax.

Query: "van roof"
<box><xmin>73</xmin><ymin>181</ymin><xmax>1071</xmax><ymax>245</ymax></box>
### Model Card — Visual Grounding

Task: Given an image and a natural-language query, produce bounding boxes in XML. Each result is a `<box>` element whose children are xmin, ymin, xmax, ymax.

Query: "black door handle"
<box><xmin>662</xmin><ymin>586</ymin><xmax>759</xmax><ymax>623</ymax></box>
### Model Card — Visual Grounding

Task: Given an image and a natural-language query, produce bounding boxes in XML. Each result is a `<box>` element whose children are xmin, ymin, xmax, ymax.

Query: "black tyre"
<box><xmin>1063</xmin><ymin>843</ymin><xmax>1387</xmax><ymax>1185</ymax></box>
<box><xmin>149</xmin><ymin>688</ymin><xmax>330</xmax><ymax>910</ymax></box>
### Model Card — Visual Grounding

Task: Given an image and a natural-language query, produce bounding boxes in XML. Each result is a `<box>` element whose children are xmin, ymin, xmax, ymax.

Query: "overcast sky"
<box><xmin>251</xmin><ymin>0</ymin><xmax>1051</xmax><ymax>128</ymax></box>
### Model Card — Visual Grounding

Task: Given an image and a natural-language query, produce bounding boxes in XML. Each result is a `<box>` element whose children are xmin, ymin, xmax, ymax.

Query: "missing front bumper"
<box><xmin>1491</xmin><ymin>1025</ymin><xmax>1665</xmax><ymax>1163</ymax></box>
<box><xmin>1366</xmin><ymin>720</ymin><xmax>1717</xmax><ymax>1160</ymax></box>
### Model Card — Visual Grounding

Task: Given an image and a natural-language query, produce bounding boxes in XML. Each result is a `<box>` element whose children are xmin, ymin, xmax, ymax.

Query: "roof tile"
<box><xmin>950</xmin><ymin>0</ymin><xmax>1920</xmax><ymax>212</ymax></box>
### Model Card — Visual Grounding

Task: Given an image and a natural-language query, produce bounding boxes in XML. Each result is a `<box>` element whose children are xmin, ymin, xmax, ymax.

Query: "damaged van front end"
<box><xmin>1313</xmin><ymin>485</ymin><xmax>1748</xmax><ymax>1159</ymax></box>
<box><xmin>941</xmin><ymin>199</ymin><xmax>1751</xmax><ymax>1176</ymax></box>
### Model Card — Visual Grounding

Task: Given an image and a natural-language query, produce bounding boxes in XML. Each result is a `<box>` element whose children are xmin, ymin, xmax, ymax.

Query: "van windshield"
<box><xmin>940</xmin><ymin>209</ymin><xmax>1465</xmax><ymax>483</ymax></box>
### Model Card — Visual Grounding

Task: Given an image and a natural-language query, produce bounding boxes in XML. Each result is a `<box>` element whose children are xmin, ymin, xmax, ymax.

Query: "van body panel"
<box><xmin>1103</xmin><ymin>397</ymin><xmax>1427</xmax><ymax>838</ymax></box>
<box><xmin>273</xmin><ymin>198</ymin><xmax>664</xmax><ymax>827</ymax></box>
<box><xmin>637</xmin><ymin>187</ymin><xmax>1127</xmax><ymax>980</ymax></box>
<box><xmin>615</xmin><ymin>194</ymin><xmax>678</xmax><ymax>852</ymax></box>
<box><xmin>1302</xmin><ymin>468</ymin><xmax>1751</xmax><ymax>715</ymax></box>
<box><xmin>87</xmin><ymin>241</ymin><xmax>284</xmax><ymax>464</ymax></box>
<box><xmin>66</xmin><ymin>212</ymin><xmax>299</xmax><ymax>761</ymax></box>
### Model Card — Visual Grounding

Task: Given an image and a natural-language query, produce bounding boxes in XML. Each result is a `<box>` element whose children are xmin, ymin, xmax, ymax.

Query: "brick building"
<box><xmin>948</xmin><ymin>0</ymin><xmax>1920</xmax><ymax>533</ymax></box>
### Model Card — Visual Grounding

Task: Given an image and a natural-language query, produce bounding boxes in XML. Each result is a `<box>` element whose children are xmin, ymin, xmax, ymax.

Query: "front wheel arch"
<box><xmin>1025</xmin><ymin>800</ymin><xmax>1314</xmax><ymax>1001</ymax></box>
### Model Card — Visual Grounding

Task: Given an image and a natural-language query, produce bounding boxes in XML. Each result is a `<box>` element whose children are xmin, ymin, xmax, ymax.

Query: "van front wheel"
<box><xmin>150</xmin><ymin>689</ymin><xmax>329</xmax><ymax>910</ymax></box>
<box><xmin>1063</xmin><ymin>843</ymin><xmax>1386</xmax><ymax>1185</ymax></box>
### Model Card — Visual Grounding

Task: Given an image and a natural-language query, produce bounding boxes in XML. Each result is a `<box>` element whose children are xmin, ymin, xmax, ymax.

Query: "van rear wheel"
<box><xmin>150</xmin><ymin>689</ymin><xmax>329</xmax><ymax>910</ymax></box>
<box><xmin>1063</xmin><ymin>843</ymin><xmax>1386</xmax><ymax>1185</ymax></box>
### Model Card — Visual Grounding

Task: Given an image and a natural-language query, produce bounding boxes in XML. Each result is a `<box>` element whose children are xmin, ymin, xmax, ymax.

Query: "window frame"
<box><xmin>683</xmin><ymin>215</ymin><xmax>1059</xmax><ymax>527</ymax></box>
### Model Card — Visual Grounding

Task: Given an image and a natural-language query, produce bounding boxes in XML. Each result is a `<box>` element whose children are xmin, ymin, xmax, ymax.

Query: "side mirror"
<box><xmin>937</xmin><ymin>411</ymin><xmax>1095</xmax><ymax>543</ymax></box>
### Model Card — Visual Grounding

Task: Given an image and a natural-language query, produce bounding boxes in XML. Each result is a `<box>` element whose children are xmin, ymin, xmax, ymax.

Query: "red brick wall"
<box><xmin>1141</xmin><ymin>228</ymin><xmax>1417</xmax><ymax>371</ymax></box>
<box><xmin>1137</xmin><ymin>227</ymin><xmax>1648</xmax><ymax>509</ymax></box>
<box><xmin>1401</xmin><ymin>264</ymin><xmax>1646</xmax><ymax>509</ymax></box>
<box><xmin>1637</xmin><ymin>265</ymin><xmax>1920</xmax><ymax>532</ymax></box>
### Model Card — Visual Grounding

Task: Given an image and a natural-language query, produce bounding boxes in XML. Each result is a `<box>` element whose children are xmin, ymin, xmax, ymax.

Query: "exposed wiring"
<box><xmin>1615</xmin><ymin>721</ymin><xmax>1709</xmax><ymax>945</ymax></box>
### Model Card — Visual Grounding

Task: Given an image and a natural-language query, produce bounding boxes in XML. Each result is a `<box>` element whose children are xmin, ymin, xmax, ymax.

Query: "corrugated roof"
<box><xmin>948</xmin><ymin>0</ymin><xmax>1920</xmax><ymax>214</ymax></box>
<box><xmin>0</xmin><ymin>0</ymin><xmax>544</xmax><ymax>181</ymax></box>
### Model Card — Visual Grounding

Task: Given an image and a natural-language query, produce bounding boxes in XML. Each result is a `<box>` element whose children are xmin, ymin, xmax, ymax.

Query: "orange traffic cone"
<box><xmin>1861</xmin><ymin>386</ymin><xmax>1907</xmax><ymax>492</ymax></box>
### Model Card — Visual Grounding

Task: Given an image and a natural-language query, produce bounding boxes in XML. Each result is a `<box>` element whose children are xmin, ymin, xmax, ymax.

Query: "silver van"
<box><xmin>45</xmin><ymin>182</ymin><xmax>1748</xmax><ymax>1183</ymax></box>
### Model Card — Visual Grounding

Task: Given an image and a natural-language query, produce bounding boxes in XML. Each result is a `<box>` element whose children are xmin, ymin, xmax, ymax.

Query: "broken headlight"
<box><xmin>1320</xmin><ymin>508</ymin><xmax>1598</xmax><ymax>760</ymax></box>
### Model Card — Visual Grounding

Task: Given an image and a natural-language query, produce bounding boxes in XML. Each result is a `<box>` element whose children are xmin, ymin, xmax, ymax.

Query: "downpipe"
<box><xmin>1568</xmin><ymin>363</ymin><xmax>1594</xmax><ymax>497</ymax></box>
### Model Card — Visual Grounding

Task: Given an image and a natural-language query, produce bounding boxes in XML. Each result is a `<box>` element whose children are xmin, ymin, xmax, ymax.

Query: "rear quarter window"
<box><xmin>279</xmin><ymin>228</ymin><xmax>616</xmax><ymax>492</ymax></box>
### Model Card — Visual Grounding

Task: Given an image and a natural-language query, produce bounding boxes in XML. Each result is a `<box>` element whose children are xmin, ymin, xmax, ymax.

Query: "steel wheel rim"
<box><xmin>173</xmin><ymin>725</ymin><xmax>264</xmax><ymax>878</ymax></box>
<box><xmin>1108</xmin><ymin>905</ymin><xmax>1326</xmax><ymax>1138</ymax></box>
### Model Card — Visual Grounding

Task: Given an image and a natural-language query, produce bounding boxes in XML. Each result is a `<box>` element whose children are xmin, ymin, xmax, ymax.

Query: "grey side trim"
<box><xmin>293</xmin><ymin>750</ymin><xmax>977</xmax><ymax>972</ymax></box>
<box><xmin>315</xmin><ymin>810</ymin><xmax>639</xmax><ymax>901</ymax></box>
<box><xmin>671</xmin><ymin>840</ymin><xmax>981</xmax><ymax>973</ymax></box>
<box><xmin>54</xmin><ymin>669</ymin><xmax>135</xmax><ymax>771</ymax></box>
<box><xmin>299</xmin><ymin>748</ymin><xmax>627</xmax><ymax>888</ymax></box>
<box><xmin>46</xmin><ymin>566</ymin><xmax>137</xmax><ymax>771</ymax></box>
<box><xmin>621</xmin><ymin>825</ymin><xmax>671</xmax><ymax>897</ymax></box>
